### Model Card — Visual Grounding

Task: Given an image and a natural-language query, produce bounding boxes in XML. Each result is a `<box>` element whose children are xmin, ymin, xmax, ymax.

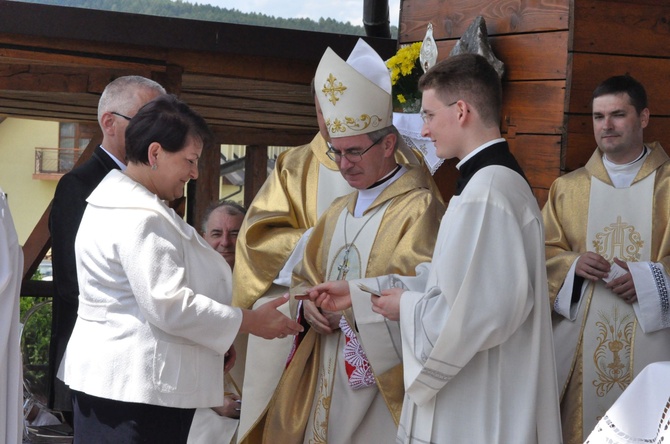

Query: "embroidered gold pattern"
<box><xmin>322</xmin><ymin>73</ymin><xmax>347</xmax><ymax>105</ymax></box>
<box><xmin>310</xmin><ymin>356</ymin><xmax>334</xmax><ymax>444</ymax></box>
<box><xmin>326</xmin><ymin>114</ymin><xmax>383</xmax><ymax>134</ymax></box>
<box><xmin>592</xmin><ymin>305</ymin><xmax>633</xmax><ymax>397</ymax></box>
<box><xmin>592</xmin><ymin>216</ymin><xmax>644</xmax><ymax>261</ymax></box>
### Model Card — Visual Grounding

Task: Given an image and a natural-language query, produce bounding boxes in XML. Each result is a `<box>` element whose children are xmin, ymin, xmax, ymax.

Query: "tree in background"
<box><xmin>17</xmin><ymin>0</ymin><xmax>398</xmax><ymax>37</ymax></box>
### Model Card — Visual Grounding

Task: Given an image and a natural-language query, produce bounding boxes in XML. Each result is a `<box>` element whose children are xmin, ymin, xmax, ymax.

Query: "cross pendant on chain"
<box><xmin>337</xmin><ymin>249</ymin><xmax>350</xmax><ymax>280</ymax></box>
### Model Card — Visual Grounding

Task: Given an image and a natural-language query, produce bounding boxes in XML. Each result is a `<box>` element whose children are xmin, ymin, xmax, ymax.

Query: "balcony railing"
<box><xmin>34</xmin><ymin>147</ymin><xmax>83</xmax><ymax>177</ymax></box>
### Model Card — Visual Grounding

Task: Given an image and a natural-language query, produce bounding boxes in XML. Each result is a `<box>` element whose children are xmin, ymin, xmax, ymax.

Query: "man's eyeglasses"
<box><xmin>420</xmin><ymin>101</ymin><xmax>458</xmax><ymax>124</ymax></box>
<box><xmin>325</xmin><ymin>136</ymin><xmax>384</xmax><ymax>163</ymax></box>
<box><xmin>111</xmin><ymin>111</ymin><xmax>132</xmax><ymax>121</ymax></box>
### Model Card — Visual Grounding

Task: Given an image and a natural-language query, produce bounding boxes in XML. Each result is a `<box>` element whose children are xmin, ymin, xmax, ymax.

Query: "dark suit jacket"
<box><xmin>47</xmin><ymin>146</ymin><xmax>121</xmax><ymax>410</ymax></box>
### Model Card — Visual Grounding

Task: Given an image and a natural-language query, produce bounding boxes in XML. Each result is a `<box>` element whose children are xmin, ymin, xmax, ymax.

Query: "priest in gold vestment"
<box><xmin>543</xmin><ymin>75</ymin><xmax>670</xmax><ymax>443</ymax></box>
<box><xmin>240</xmin><ymin>39</ymin><xmax>444</xmax><ymax>443</ymax></box>
<box><xmin>233</xmin><ymin>44</ymin><xmax>438</xmax><ymax>441</ymax></box>
<box><xmin>232</xmin><ymin>93</ymin><xmax>354</xmax><ymax>441</ymax></box>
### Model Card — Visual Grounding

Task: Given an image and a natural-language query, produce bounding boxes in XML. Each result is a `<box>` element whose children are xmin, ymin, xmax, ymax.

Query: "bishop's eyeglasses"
<box><xmin>325</xmin><ymin>136</ymin><xmax>384</xmax><ymax>163</ymax></box>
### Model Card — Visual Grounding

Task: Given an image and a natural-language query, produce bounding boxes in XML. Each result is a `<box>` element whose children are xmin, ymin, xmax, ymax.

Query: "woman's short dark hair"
<box><xmin>125</xmin><ymin>94</ymin><xmax>213</xmax><ymax>165</ymax></box>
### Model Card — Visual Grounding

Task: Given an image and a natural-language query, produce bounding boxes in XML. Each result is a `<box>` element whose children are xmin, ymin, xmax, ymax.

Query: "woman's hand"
<box><xmin>224</xmin><ymin>345</ymin><xmax>236</xmax><ymax>373</ymax></box>
<box><xmin>211</xmin><ymin>394</ymin><xmax>241</xmax><ymax>419</ymax></box>
<box><xmin>239</xmin><ymin>293</ymin><xmax>304</xmax><ymax>339</ymax></box>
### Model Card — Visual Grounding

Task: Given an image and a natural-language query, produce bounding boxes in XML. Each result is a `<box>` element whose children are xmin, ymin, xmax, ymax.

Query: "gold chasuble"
<box><xmin>232</xmin><ymin>134</ymin><xmax>438</xmax><ymax>310</ymax></box>
<box><xmin>233</xmin><ymin>133</ymin><xmax>439</xmax><ymax>441</ymax></box>
<box><xmin>243</xmin><ymin>164</ymin><xmax>444</xmax><ymax>444</ymax></box>
<box><xmin>543</xmin><ymin>142</ymin><xmax>670</xmax><ymax>443</ymax></box>
<box><xmin>233</xmin><ymin>133</ymin><xmax>346</xmax><ymax>310</ymax></box>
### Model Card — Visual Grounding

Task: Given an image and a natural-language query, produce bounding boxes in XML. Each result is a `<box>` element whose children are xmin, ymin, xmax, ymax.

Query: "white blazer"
<box><xmin>61</xmin><ymin>170</ymin><xmax>242</xmax><ymax>408</ymax></box>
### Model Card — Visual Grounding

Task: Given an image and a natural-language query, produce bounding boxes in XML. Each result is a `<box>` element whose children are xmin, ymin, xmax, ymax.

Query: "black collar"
<box><xmin>367</xmin><ymin>164</ymin><xmax>401</xmax><ymax>189</ymax></box>
<box><xmin>455</xmin><ymin>141</ymin><xmax>529</xmax><ymax>195</ymax></box>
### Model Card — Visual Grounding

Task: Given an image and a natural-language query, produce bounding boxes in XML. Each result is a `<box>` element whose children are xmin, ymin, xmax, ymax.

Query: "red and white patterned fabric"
<box><xmin>339</xmin><ymin>316</ymin><xmax>375</xmax><ymax>389</ymax></box>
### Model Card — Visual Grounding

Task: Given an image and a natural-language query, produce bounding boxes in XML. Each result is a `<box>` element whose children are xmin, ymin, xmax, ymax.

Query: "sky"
<box><xmin>184</xmin><ymin>0</ymin><xmax>402</xmax><ymax>28</ymax></box>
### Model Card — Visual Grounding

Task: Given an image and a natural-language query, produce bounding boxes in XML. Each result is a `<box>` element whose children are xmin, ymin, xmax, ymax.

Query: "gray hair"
<box><xmin>365</xmin><ymin>125</ymin><xmax>400</xmax><ymax>151</ymax></box>
<box><xmin>97</xmin><ymin>76</ymin><xmax>166</xmax><ymax>123</ymax></box>
<box><xmin>201</xmin><ymin>200</ymin><xmax>246</xmax><ymax>233</ymax></box>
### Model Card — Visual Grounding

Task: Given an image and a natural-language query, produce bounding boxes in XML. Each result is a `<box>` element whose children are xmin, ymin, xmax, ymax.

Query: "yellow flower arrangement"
<box><xmin>386</xmin><ymin>42</ymin><xmax>423</xmax><ymax>113</ymax></box>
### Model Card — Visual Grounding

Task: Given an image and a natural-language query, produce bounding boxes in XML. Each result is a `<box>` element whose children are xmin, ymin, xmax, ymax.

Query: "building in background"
<box><xmin>0</xmin><ymin>117</ymin><xmax>288</xmax><ymax>246</ymax></box>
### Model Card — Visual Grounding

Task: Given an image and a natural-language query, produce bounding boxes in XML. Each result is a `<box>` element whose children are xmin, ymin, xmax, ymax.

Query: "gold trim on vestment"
<box><xmin>233</xmin><ymin>134</ymin><xmax>329</xmax><ymax>309</ymax></box>
<box><xmin>250</xmin><ymin>164</ymin><xmax>443</xmax><ymax>441</ymax></box>
<box><xmin>545</xmin><ymin>142</ymin><xmax>670</xmax><ymax>443</ymax></box>
<box><xmin>239</xmin><ymin>330</ymin><xmax>321</xmax><ymax>444</ymax></box>
<box><xmin>232</xmin><ymin>136</ymin><xmax>439</xmax><ymax>310</ymax></box>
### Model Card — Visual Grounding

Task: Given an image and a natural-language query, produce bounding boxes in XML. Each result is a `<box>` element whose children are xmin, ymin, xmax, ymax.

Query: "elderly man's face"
<box><xmin>203</xmin><ymin>208</ymin><xmax>244</xmax><ymax>268</ymax></box>
<box><xmin>328</xmin><ymin>133</ymin><xmax>394</xmax><ymax>189</ymax></box>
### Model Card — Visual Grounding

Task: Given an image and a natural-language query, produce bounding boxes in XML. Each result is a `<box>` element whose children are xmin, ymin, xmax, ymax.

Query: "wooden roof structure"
<box><xmin>0</xmin><ymin>1</ymin><xmax>397</xmax><ymax>288</ymax></box>
<box><xmin>0</xmin><ymin>1</ymin><xmax>396</xmax><ymax>145</ymax></box>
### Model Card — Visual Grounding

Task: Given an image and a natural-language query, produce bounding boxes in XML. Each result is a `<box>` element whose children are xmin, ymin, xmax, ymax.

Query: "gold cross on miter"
<box><xmin>322</xmin><ymin>73</ymin><xmax>347</xmax><ymax>105</ymax></box>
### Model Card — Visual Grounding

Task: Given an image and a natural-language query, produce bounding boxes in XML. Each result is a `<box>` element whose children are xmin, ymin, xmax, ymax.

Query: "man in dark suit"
<box><xmin>47</xmin><ymin>76</ymin><xmax>165</xmax><ymax>422</ymax></box>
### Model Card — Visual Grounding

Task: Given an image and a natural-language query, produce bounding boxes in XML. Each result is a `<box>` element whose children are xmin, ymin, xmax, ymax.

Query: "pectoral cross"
<box><xmin>336</xmin><ymin>248</ymin><xmax>350</xmax><ymax>280</ymax></box>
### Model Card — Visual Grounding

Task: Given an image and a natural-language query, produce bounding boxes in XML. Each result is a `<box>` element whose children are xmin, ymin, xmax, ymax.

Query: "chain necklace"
<box><xmin>336</xmin><ymin>205</ymin><xmax>384</xmax><ymax>280</ymax></box>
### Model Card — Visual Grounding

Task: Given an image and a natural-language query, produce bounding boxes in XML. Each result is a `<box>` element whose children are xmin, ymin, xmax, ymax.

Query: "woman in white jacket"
<box><xmin>61</xmin><ymin>95</ymin><xmax>302</xmax><ymax>443</ymax></box>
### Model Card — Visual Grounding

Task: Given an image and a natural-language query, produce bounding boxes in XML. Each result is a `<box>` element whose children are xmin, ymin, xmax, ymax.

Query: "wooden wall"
<box><xmin>398</xmin><ymin>0</ymin><xmax>670</xmax><ymax>208</ymax></box>
<box><xmin>399</xmin><ymin>0</ymin><xmax>569</xmax><ymax>206</ymax></box>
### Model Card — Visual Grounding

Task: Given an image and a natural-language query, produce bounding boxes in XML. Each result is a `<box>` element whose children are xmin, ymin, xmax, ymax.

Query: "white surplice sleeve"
<box><xmin>348</xmin><ymin>264</ymin><xmax>432</xmax><ymax>374</ymax></box>
<box><xmin>553</xmin><ymin>258</ymin><xmax>585</xmax><ymax>320</ymax></box>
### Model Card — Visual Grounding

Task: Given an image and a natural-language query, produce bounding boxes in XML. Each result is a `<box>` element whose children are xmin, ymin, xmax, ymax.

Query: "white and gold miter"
<box><xmin>315</xmin><ymin>38</ymin><xmax>393</xmax><ymax>138</ymax></box>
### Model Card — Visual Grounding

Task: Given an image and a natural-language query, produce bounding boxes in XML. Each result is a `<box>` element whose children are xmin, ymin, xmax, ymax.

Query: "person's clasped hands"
<box><xmin>576</xmin><ymin>253</ymin><xmax>637</xmax><ymax>304</ymax></box>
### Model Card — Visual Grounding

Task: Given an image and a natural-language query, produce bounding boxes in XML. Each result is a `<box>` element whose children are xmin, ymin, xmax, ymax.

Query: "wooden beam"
<box><xmin>0</xmin><ymin>62</ymin><xmax>155</xmax><ymax>92</ymax></box>
<box><xmin>0</xmin><ymin>43</ymin><xmax>168</xmax><ymax>72</ymax></box>
<box><xmin>155</xmin><ymin>64</ymin><xmax>183</xmax><ymax>96</ymax></box>
<box><xmin>399</xmin><ymin>0</ymin><xmax>569</xmax><ymax>42</ymax></box>
<box><xmin>21</xmin><ymin>200</ymin><xmax>53</xmax><ymax>282</ymax></box>
<box><xmin>572</xmin><ymin>0</ymin><xmax>670</xmax><ymax>59</ymax></box>
<box><xmin>501</xmin><ymin>80</ymin><xmax>566</xmax><ymax>135</ymax></box>
<box><xmin>21</xmin><ymin>280</ymin><xmax>53</xmax><ymax>298</ymax></box>
<box><xmin>212</xmin><ymin>127</ymin><xmax>315</xmax><ymax>147</ymax></box>
<box><xmin>432</xmin><ymin>32</ymin><xmax>569</xmax><ymax>82</ymax></box>
<box><xmin>0</xmin><ymin>2</ymin><xmax>397</xmax><ymax>70</ymax></box>
<box><xmin>191</xmin><ymin>136</ymin><xmax>222</xmax><ymax>232</ymax></box>
<box><xmin>244</xmin><ymin>145</ymin><xmax>268</xmax><ymax>207</ymax></box>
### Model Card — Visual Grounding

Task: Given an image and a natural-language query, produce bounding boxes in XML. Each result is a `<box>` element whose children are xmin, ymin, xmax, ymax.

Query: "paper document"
<box><xmin>602</xmin><ymin>262</ymin><xmax>627</xmax><ymax>283</ymax></box>
<box><xmin>357</xmin><ymin>283</ymin><xmax>383</xmax><ymax>297</ymax></box>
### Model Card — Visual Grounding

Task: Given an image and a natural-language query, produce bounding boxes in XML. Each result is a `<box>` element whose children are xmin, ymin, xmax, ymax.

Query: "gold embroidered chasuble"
<box><xmin>543</xmin><ymin>142</ymin><xmax>670</xmax><ymax>443</ymax></box>
<box><xmin>232</xmin><ymin>133</ymin><xmax>344</xmax><ymax>309</ymax></box>
<box><xmin>244</xmin><ymin>164</ymin><xmax>444</xmax><ymax>444</ymax></box>
<box><xmin>232</xmin><ymin>134</ymin><xmax>440</xmax><ymax>310</ymax></box>
<box><xmin>233</xmin><ymin>133</ymin><xmax>440</xmax><ymax>442</ymax></box>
